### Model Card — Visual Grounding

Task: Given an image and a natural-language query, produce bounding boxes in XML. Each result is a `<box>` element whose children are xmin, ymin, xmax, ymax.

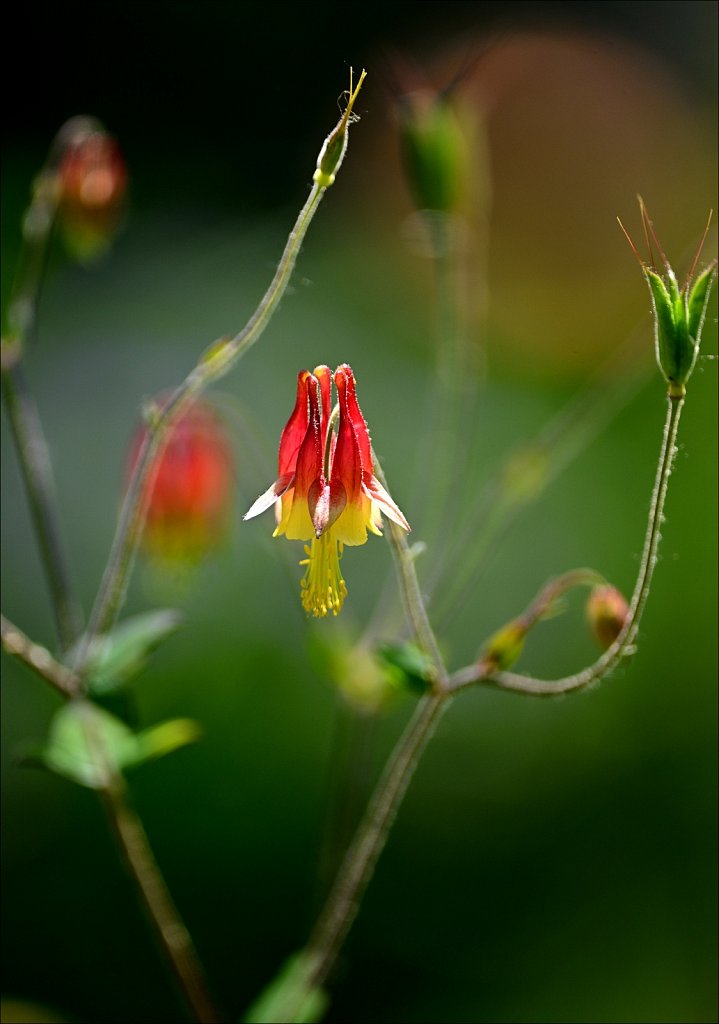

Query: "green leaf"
<box><xmin>377</xmin><ymin>642</ymin><xmax>433</xmax><ymax>693</ymax></box>
<box><xmin>40</xmin><ymin>701</ymin><xmax>135</xmax><ymax>788</ymax></box>
<box><xmin>30</xmin><ymin>702</ymin><xmax>200</xmax><ymax>788</ymax></box>
<box><xmin>242</xmin><ymin>953</ymin><xmax>329</xmax><ymax>1024</ymax></box>
<box><xmin>131</xmin><ymin>719</ymin><xmax>202</xmax><ymax>767</ymax></box>
<box><xmin>76</xmin><ymin>609</ymin><xmax>184</xmax><ymax>694</ymax></box>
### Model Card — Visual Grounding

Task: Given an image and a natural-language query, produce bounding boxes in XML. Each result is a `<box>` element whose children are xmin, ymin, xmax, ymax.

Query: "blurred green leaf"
<box><xmin>133</xmin><ymin>718</ymin><xmax>202</xmax><ymax>765</ymax></box>
<box><xmin>242</xmin><ymin>953</ymin><xmax>328</xmax><ymax>1024</ymax></box>
<box><xmin>38</xmin><ymin>701</ymin><xmax>135</xmax><ymax>788</ymax></box>
<box><xmin>75</xmin><ymin>609</ymin><xmax>184</xmax><ymax>694</ymax></box>
<box><xmin>377</xmin><ymin>642</ymin><xmax>433</xmax><ymax>693</ymax></box>
<box><xmin>26</xmin><ymin>701</ymin><xmax>200</xmax><ymax>788</ymax></box>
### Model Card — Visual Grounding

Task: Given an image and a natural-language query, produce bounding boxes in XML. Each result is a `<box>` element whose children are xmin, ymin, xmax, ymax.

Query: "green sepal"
<box><xmin>645</xmin><ymin>269</ymin><xmax>682</xmax><ymax>386</ymax></box>
<box><xmin>74</xmin><ymin>609</ymin><xmax>184</xmax><ymax>695</ymax></box>
<box><xmin>26</xmin><ymin>701</ymin><xmax>200</xmax><ymax>789</ymax></box>
<box><xmin>687</xmin><ymin>263</ymin><xmax>717</xmax><ymax>340</ymax></box>
<box><xmin>377</xmin><ymin>642</ymin><xmax>434</xmax><ymax>694</ymax></box>
<box><xmin>242</xmin><ymin>953</ymin><xmax>329</xmax><ymax>1024</ymax></box>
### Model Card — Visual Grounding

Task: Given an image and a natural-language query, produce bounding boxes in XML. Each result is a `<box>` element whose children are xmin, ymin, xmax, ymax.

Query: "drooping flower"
<box><xmin>56</xmin><ymin>120</ymin><xmax>128</xmax><ymax>261</ymax></box>
<box><xmin>244</xmin><ymin>364</ymin><xmax>410</xmax><ymax>617</ymax></box>
<box><xmin>127</xmin><ymin>398</ymin><xmax>234</xmax><ymax>565</ymax></box>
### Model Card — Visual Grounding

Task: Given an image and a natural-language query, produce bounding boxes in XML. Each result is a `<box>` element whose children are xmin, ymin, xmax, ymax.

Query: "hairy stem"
<box><xmin>267</xmin><ymin>692</ymin><xmax>450</xmax><ymax>1023</ymax></box>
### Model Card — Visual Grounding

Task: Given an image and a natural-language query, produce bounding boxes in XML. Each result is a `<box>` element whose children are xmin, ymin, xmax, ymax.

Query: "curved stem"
<box><xmin>267</xmin><ymin>692</ymin><xmax>450</xmax><ymax>1023</ymax></box>
<box><xmin>78</xmin><ymin>184</ymin><xmax>325</xmax><ymax>667</ymax></box>
<box><xmin>2</xmin><ymin>367</ymin><xmax>83</xmax><ymax>649</ymax></box>
<box><xmin>448</xmin><ymin>394</ymin><xmax>683</xmax><ymax>696</ymax></box>
<box><xmin>99</xmin><ymin>773</ymin><xmax>222</xmax><ymax>1023</ymax></box>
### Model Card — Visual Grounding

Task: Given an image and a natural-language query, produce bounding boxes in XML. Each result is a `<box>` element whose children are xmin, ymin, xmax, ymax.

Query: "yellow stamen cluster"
<box><xmin>300</xmin><ymin>533</ymin><xmax>347</xmax><ymax>617</ymax></box>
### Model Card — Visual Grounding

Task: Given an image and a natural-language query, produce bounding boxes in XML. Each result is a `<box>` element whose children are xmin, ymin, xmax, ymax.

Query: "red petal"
<box><xmin>292</xmin><ymin>374</ymin><xmax>324</xmax><ymax>500</ymax></box>
<box><xmin>335</xmin><ymin>364</ymin><xmax>372</xmax><ymax>479</ymax></box>
<box><xmin>278</xmin><ymin>370</ymin><xmax>312</xmax><ymax>478</ymax></box>
<box><xmin>332</xmin><ymin>368</ymin><xmax>363</xmax><ymax>505</ymax></box>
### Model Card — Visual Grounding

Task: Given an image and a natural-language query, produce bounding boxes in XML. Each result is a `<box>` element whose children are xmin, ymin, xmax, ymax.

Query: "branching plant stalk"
<box><xmin>263</xmin><ymin>385</ymin><xmax>688</xmax><ymax>1022</ymax></box>
<box><xmin>1</xmin><ymin>614</ymin><xmax>80</xmax><ymax>696</ymax></box>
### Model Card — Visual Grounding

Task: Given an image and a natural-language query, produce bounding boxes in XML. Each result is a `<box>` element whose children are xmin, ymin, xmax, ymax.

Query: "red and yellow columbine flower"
<box><xmin>244</xmin><ymin>364</ymin><xmax>410</xmax><ymax>617</ymax></box>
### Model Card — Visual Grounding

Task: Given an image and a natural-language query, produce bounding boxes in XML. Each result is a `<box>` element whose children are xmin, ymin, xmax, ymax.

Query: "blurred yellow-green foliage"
<box><xmin>2</xmin><ymin>3</ymin><xmax>717</xmax><ymax>1022</ymax></box>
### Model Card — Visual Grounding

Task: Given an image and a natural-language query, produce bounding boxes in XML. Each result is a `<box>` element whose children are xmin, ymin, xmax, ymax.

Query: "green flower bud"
<box><xmin>399</xmin><ymin>91</ymin><xmax>466</xmax><ymax>212</ymax></box>
<box><xmin>314</xmin><ymin>68</ymin><xmax>366</xmax><ymax>189</ymax></box>
<box><xmin>620</xmin><ymin>201</ymin><xmax>717</xmax><ymax>399</ymax></box>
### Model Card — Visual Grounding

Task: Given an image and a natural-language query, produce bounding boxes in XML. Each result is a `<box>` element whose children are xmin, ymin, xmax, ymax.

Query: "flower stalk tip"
<box><xmin>314</xmin><ymin>68</ymin><xmax>367</xmax><ymax>189</ymax></box>
<box><xmin>619</xmin><ymin>200</ymin><xmax>717</xmax><ymax>398</ymax></box>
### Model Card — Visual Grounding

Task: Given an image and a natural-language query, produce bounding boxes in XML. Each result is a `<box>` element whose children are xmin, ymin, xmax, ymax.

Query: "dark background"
<box><xmin>2</xmin><ymin>3</ymin><xmax>717</xmax><ymax>1023</ymax></box>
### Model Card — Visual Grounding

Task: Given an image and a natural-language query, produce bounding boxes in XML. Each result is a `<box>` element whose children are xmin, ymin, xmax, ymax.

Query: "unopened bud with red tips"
<box><xmin>56</xmin><ymin>119</ymin><xmax>127</xmax><ymax>261</ymax></box>
<box><xmin>619</xmin><ymin>200</ymin><xmax>717</xmax><ymax>399</ymax></box>
<box><xmin>127</xmin><ymin>399</ymin><xmax>234</xmax><ymax>565</ymax></box>
<box><xmin>586</xmin><ymin>585</ymin><xmax>629</xmax><ymax>649</ymax></box>
<box><xmin>313</xmin><ymin>68</ymin><xmax>367</xmax><ymax>189</ymax></box>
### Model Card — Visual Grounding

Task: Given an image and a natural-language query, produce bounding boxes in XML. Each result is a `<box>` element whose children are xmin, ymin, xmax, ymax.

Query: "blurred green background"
<box><xmin>2</xmin><ymin>3</ymin><xmax>717</xmax><ymax>1023</ymax></box>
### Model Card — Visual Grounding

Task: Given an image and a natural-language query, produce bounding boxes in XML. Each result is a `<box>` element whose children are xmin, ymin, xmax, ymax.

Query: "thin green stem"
<box><xmin>267</xmin><ymin>692</ymin><xmax>450</xmax><ymax>1023</ymax></box>
<box><xmin>3</xmin><ymin>170</ymin><xmax>57</xmax><ymax>345</ymax></box>
<box><xmin>373</xmin><ymin>453</ymin><xmax>447</xmax><ymax>690</ymax></box>
<box><xmin>78</xmin><ymin>184</ymin><xmax>325</xmax><ymax>668</ymax></box>
<box><xmin>2</xmin><ymin>365</ymin><xmax>83</xmax><ymax>650</ymax></box>
<box><xmin>98</xmin><ymin>772</ymin><xmax>223</xmax><ymax>1023</ymax></box>
<box><xmin>448</xmin><ymin>394</ymin><xmax>684</xmax><ymax>696</ymax></box>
